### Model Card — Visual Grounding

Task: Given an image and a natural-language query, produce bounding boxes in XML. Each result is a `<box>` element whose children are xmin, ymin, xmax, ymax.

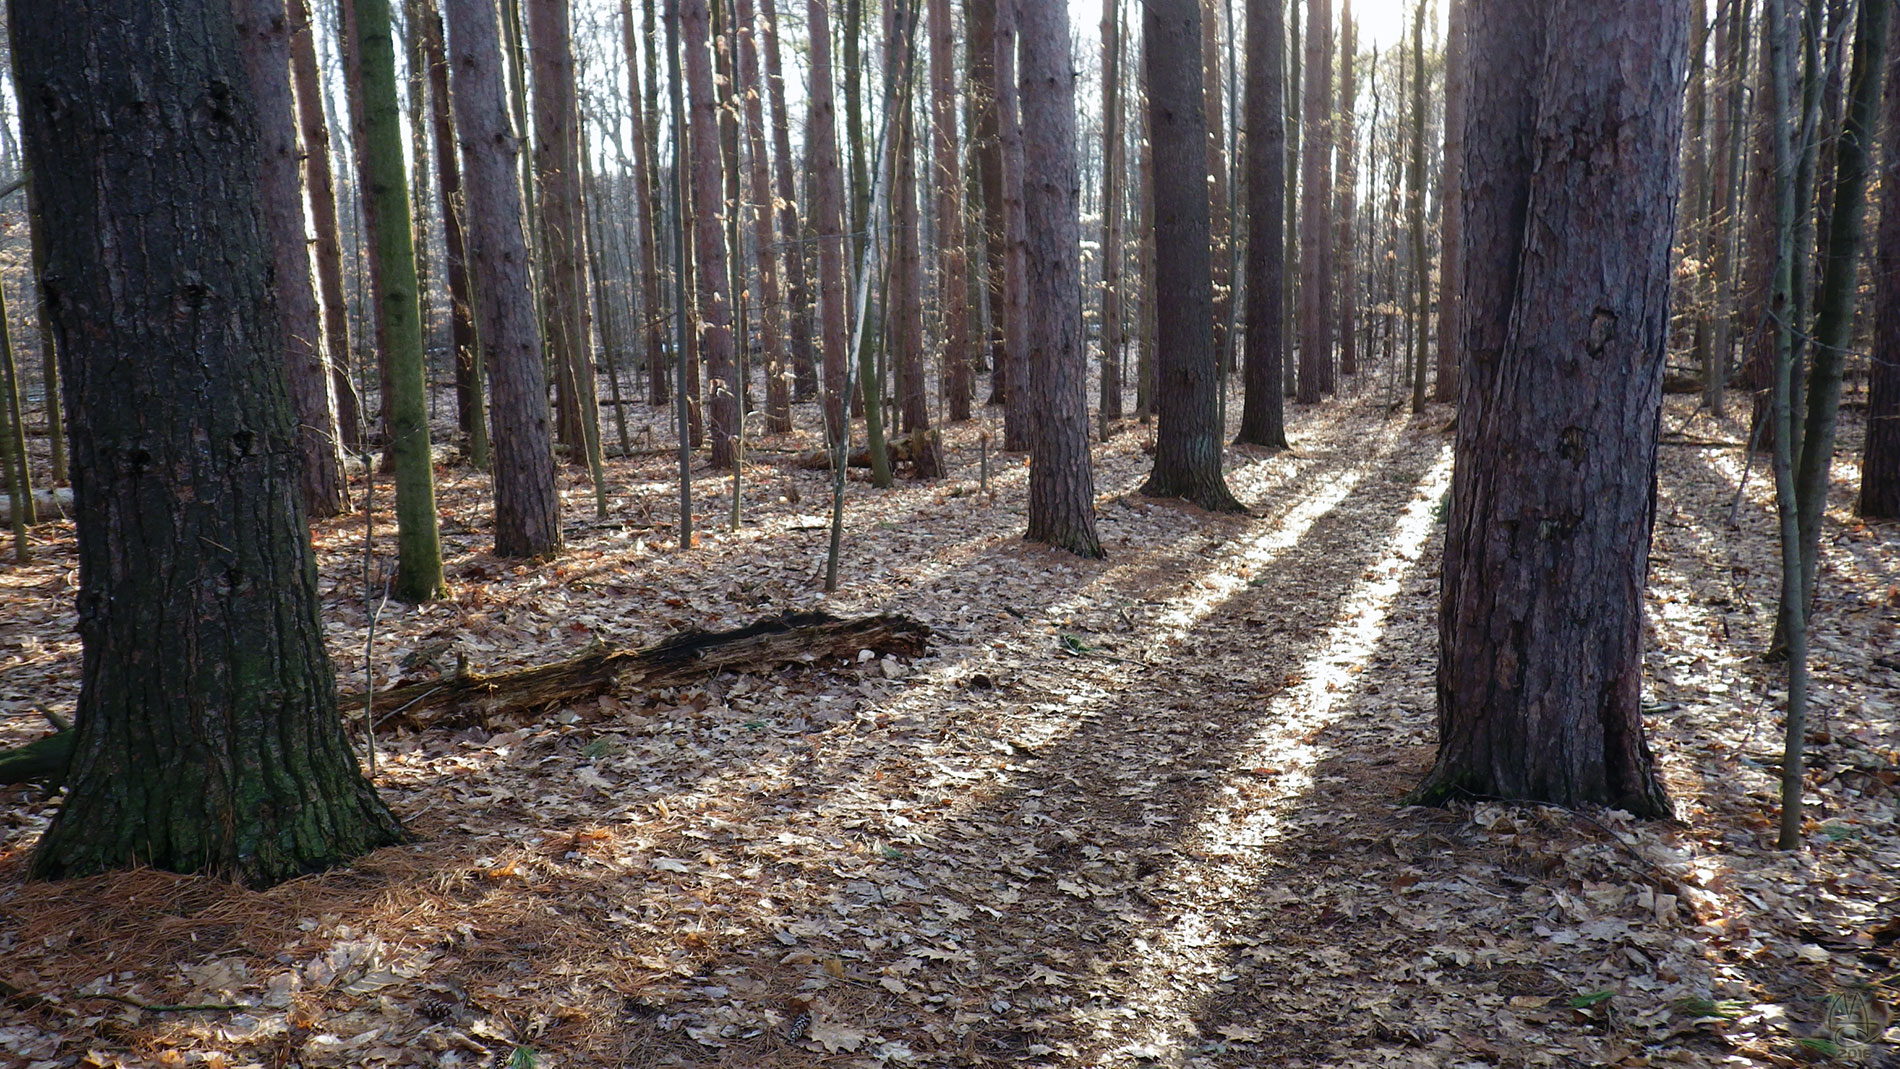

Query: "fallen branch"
<box><xmin>340</xmin><ymin>610</ymin><xmax>931</xmax><ymax>732</ymax></box>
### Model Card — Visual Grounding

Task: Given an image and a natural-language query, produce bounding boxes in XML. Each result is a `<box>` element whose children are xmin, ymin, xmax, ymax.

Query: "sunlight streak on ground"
<box><xmin>1095</xmin><ymin>444</ymin><xmax>1453</xmax><ymax>1063</ymax></box>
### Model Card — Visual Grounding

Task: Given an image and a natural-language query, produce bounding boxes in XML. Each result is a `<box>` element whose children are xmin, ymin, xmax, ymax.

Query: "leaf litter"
<box><xmin>0</xmin><ymin>395</ymin><xmax>1895</xmax><ymax>1067</ymax></box>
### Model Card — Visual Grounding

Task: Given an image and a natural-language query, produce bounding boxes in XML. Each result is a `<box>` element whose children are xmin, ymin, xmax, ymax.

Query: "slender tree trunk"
<box><xmin>681</xmin><ymin>0</ymin><xmax>739</xmax><ymax>467</ymax></box>
<box><xmin>1702</xmin><ymin>0</ymin><xmax>1740</xmax><ymax>419</ymax></box>
<box><xmin>760</xmin><ymin>0</ymin><xmax>819</xmax><ymax>404</ymax></box>
<box><xmin>1434</xmin><ymin>0</ymin><xmax>1466</xmax><ymax>403</ymax></box>
<box><xmin>1137</xmin><ymin>61</ymin><xmax>1158</xmax><ymax>420</ymax></box>
<box><xmin>1143</xmin><ymin>0</ymin><xmax>1243</xmax><ymax>512</ymax></box>
<box><xmin>290</xmin><ymin>0</ymin><xmax>363</xmax><ymax>449</ymax></box>
<box><xmin>889</xmin><ymin>0</ymin><xmax>930</xmax><ymax>437</ymax></box>
<box><xmin>1335</xmin><ymin>2</ymin><xmax>1357</xmax><ymax>380</ymax></box>
<box><xmin>1297</xmin><ymin>0</ymin><xmax>1330</xmax><ymax>403</ymax></box>
<box><xmin>24</xmin><ymin>180</ymin><xmax>67</xmax><ymax>487</ymax></box>
<box><xmin>1098</xmin><ymin>0</ymin><xmax>1125</xmax><ymax>428</ymax></box>
<box><xmin>1407</xmin><ymin>1</ymin><xmax>1427</xmax><ymax>414</ymax></box>
<box><xmin>733</xmin><ymin>0</ymin><xmax>792</xmax><ymax>433</ymax></box>
<box><xmin>970</xmin><ymin>0</ymin><xmax>1010</xmax><ymax>406</ymax></box>
<box><xmin>239</xmin><ymin>0</ymin><xmax>348</xmax><ymax>520</ymax></box>
<box><xmin>1203</xmin><ymin>0</ymin><xmax>1232</xmax><ymax>376</ymax></box>
<box><xmin>997</xmin><ymin>0</ymin><xmax>1032</xmax><ymax>451</ymax></box>
<box><xmin>620</xmin><ymin>0</ymin><xmax>670</xmax><ymax>408</ymax></box>
<box><xmin>1413</xmin><ymin>0</ymin><xmax>1683</xmax><ymax>818</ymax></box>
<box><xmin>0</xmin><ymin>287</ymin><xmax>31</xmax><ymax>535</ymax></box>
<box><xmin>1787</xmin><ymin>0</ymin><xmax>1888</xmax><ymax>619</ymax></box>
<box><xmin>1020</xmin><ymin>0</ymin><xmax>1104</xmax><ymax>556</ymax></box>
<box><xmin>422</xmin><ymin>0</ymin><xmax>486</xmax><ymax>469</ymax></box>
<box><xmin>14</xmin><ymin>0</ymin><xmax>404</xmax><ymax>885</ymax></box>
<box><xmin>444</xmin><ymin>0</ymin><xmax>563</xmax><ymax>558</ymax></box>
<box><xmin>1863</xmin><ymin>10</ymin><xmax>1900</xmax><ymax>519</ymax></box>
<box><xmin>808</xmin><ymin>0</ymin><xmax>852</xmax><ymax>444</ymax></box>
<box><xmin>344</xmin><ymin>0</ymin><xmax>446</xmax><ymax>602</ymax></box>
<box><xmin>1238</xmin><ymin>0</ymin><xmax>1288</xmax><ymax>447</ymax></box>
<box><xmin>1284</xmin><ymin>0</ymin><xmax>1302</xmax><ymax>397</ymax></box>
<box><xmin>932</xmin><ymin>0</ymin><xmax>973</xmax><ymax>422</ymax></box>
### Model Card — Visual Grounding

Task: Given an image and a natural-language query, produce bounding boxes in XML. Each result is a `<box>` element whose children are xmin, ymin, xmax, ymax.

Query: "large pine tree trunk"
<box><xmin>1202</xmin><ymin>0</ymin><xmax>1231</xmax><ymax>377</ymax></box>
<box><xmin>237</xmin><ymin>0</ymin><xmax>348</xmax><ymax>520</ymax></box>
<box><xmin>14</xmin><ymin>0</ymin><xmax>404</xmax><ymax>885</ymax></box>
<box><xmin>1019</xmin><ymin>0</ymin><xmax>1102</xmax><ymax>556</ymax></box>
<box><xmin>889</xmin><ymin>0</ymin><xmax>930</xmax><ymax>437</ymax></box>
<box><xmin>1142</xmin><ymin>0</ymin><xmax>1242</xmax><ymax>512</ymax></box>
<box><xmin>344</xmin><ymin>0</ymin><xmax>445</xmax><ymax>602</ymax></box>
<box><xmin>760</xmin><ymin>0</ymin><xmax>819</xmax><ymax>404</ymax></box>
<box><xmin>444</xmin><ymin>0</ymin><xmax>563</xmax><ymax>559</ymax></box>
<box><xmin>1416</xmin><ymin>0</ymin><xmax>1682</xmax><ymax>818</ymax></box>
<box><xmin>289</xmin><ymin>0</ymin><xmax>363</xmax><ymax>450</ymax></box>
<box><xmin>1283</xmin><ymin>0</ymin><xmax>1302</xmax><ymax>398</ymax></box>
<box><xmin>1863</xmin><ymin>10</ymin><xmax>1900</xmax><ymax>519</ymax></box>
<box><xmin>1237</xmin><ymin>0</ymin><xmax>1288</xmax><ymax>447</ymax></box>
<box><xmin>681</xmin><ymin>0</ymin><xmax>739</xmax><ymax>467</ymax></box>
<box><xmin>932</xmin><ymin>0</ymin><xmax>973</xmax><ymax>422</ymax></box>
<box><xmin>969</xmin><ymin>0</ymin><xmax>1010</xmax><ymax>407</ymax></box>
<box><xmin>807</xmin><ymin>0</ymin><xmax>852</xmax><ymax>445</ymax></box>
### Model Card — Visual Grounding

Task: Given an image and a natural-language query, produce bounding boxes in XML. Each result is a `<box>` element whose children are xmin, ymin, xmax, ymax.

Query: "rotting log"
<box><xmin>342</xmin><ymin>610</ymin><xmax>931</xmax><ymax>732</ymax></box>
<box><xmin>0</xmin><ymin>612</ymin><xmax>931</xmax><ymax>786</ymax></box>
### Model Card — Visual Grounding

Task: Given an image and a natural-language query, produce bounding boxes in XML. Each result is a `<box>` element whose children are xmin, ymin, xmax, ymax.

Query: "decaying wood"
<box><xmin>0</xmin><ymin>612</ymin><xmax>931</xmax><ymax>786</ymax></box>
<box><xmin>342</xmin><ymin>610</ymin><xmax>932</xmax><ymax>731</ymax></box>
<box><xmin>790</xmin><ymin>438</ymin><xmax>922</xmax><ymax>471</ymax></box>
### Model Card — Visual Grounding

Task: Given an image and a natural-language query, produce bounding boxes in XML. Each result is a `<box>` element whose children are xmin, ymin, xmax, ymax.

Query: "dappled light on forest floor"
<box><xmin>1</xmin><ymin>399</ymin><xmax>1898</xmax><ymax>1068</ymax></box>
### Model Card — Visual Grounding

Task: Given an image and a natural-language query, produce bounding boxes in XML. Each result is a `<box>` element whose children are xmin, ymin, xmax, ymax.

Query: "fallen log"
<box><xmin>343</xmin><ymin>610</ymin><xmax>931</xmax><ymax>732</ymax></box>
<box><xmin>0</xmin><ymin>613</ymin><xmax>931</xmax><ymax>786</ymax></box>
<box><xmin>790</xmin><ymin>438</ymin><xmax>919</xmax><ymax>471</ymax></box>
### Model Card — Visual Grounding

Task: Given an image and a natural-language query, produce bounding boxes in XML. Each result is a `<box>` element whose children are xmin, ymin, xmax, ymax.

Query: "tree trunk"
<box><xmin>344</xmin><ymin>0</ymin><xmax>446</xmax><ymax>602</ymax></box>
<box><xmin>969</xmin><ymin>0</ymin><xmax>1010</xmax><ymax>407</ymax></box>
<box><xmin>1203</xmin><ymin>0</ymin><xmax>1232</xmax><ymax>378</ymax></box>
<box><xmin>1863</xmin><ymin>8</ymin><xmax>1900</xmax><ymax>519</ymax></box>
<box><xmin>933</xmin><ymin>0</ymin><xmax>974</xmax><ymax>422</ymax></box>
<box><xmin>997</xmin><ymin>0</ymin><xmax>1032</xmax><ymax>452</ymax></box>
<box><xmin>1788</xmin><ymin>0</ymin><xmax>1888</xmax><ymax>612</ymax></box>
<box><xmin>1407</xmin><ymin>1</ymin><xmax>1428</xmax><ymax>414</ymax></box>
<box><xmin>619</xmin><ymin>0</ymin><xmax>670</xmax><ymax>408</ymax></box>
<box><xmin>1413</xmin><ymin>0</ymin><xmax>1682</xmax><ymax>818</ymax></box>
<box><xmin>421</xmin><ymin>0</ymin><xmax>487</xmax><ymax>470</ymax></box>
<box><xmin>1020</xmin><ymin>0</ymin><xmax>1104</xmax><ymax>556</ymax></box>
<box><xmin>1142</xmin><ymin>0</ymin><xmax>1243</xmax><ymax>512</ymax></box>
<box><xmin>290</xmin><ymin>0</ymin><xmax>363</xmax><ymax>450</ymax></box>
<box><xmin>681</xmin><ymin>0</ymin><xmax>739</xmax><ymax>467</ymax></box>
<box><xmin>760</xmin><ymin>0</ymin><xmax>819</xmax><ymax>404</ymax></box>
<box><xmin>1434</xmin><ymin>0</ymin><xmax>1466</xmax><ymax>403</ymax></box>
<box><xmin>1335</xmin><ymin>2</ymin><xmax>1357</xmax><ymax>380</ymax></box>
<box><xmin>807</xmin><ymin>0</ymin><xmax>852</xmax><ymax>445</ymax></box>
<box><xmin>890</xmin><ymin>0</ymin><xmax>930</xmax><ymax>437</ymax></box>
<box><xmin>1297</xmin><ymin>0</ymin><xmax>1330</xmax><ymax>404</ymax></box>
<box><xmin>239</xmin><ymin>0</ymin><xmax>349</xmax><ymax>520</ymax></box>
<box><xmin>1237</xmin><ymin>0</ymin><xmax>1288</xmax><ymax>447</ymax></box>
<box><xmin>1284</xmin><ymin>0</ymin><xmax>1302</xmax><ymax>398</ymax></box>
<box><xmin>0</xmin><ymin>286</ymin><xmax>31</xmax><ymax>556</ymax></box>
<box><xmin>23</xmin><ymin>180</ymin><xmax>67</xmax><ymax>487</ymax></box>
<box><xmin>444</xmin><ymin>0</ymin><xmax>564</xmax><ymax>559</ymax></box>
<box><xmin>1098</xmin><ymin>0</ymin><xmax>1126</xmax><ymax>429</ymax></box>
<box><xmin>13</xmin><ymin>0</ymin><xmax>404</xmax><ymax>885</ymax></box>
<box><xmin>733</xmin><ymin>0</ymin><xmax>792</xmax><ymax>433</ymax></box>
<box><xmin>1137</xmin><ymin>52</ymin><xmax>1158</xmax><ymax>420</ymax></box>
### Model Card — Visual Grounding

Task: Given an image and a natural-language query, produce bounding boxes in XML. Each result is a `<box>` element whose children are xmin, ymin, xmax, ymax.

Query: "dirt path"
<box><xmin>1</xmin><ymin>400</ymin><xmax>1896</xmax><ymax>1069</ymax></box>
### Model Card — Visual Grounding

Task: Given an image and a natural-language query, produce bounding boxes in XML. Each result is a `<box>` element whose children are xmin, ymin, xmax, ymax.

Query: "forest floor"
<box><xmin>1</xmin><ymin>390</ymin><xmax>1898</xmax><ymax>1069</ymax></box>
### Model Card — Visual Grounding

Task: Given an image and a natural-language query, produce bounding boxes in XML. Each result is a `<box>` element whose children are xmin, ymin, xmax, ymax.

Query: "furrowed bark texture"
<box><xmin>681</xmin><ymin>0</ymin><xmax>739</xmax><ymax>467</ymax></box>
<box><xmin>444</xmin><ymin>0</ymin><xmax>563</xmax><ymax>558</ymax></box>
<box><xmin>1420</xmin><ymin>0</ymin><xmax>1682</xmax><ymax>817</ymax></box>
<box><xmin>1864</xmin><ymin>10</ymin><xmax>1900</xmax><ymax>518</ymax></box>
<box><xmin>807</xmin><ymin>0</ymin><xmax>851</xmax><ymax>443</ymax></box>
<box><xmin>14</xmin><ymin>0</ymin><xmax>403</xmax><ymax>885</ymax></box>
<box><xmin>1237</xmin><ymin>0</ymin><xmax>1288</xmax><ymax>447</ymax></box>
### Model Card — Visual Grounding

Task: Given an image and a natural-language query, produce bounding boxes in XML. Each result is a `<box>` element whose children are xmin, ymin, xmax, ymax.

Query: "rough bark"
<box><xmin>807</xmin><ymin>0</ymin><xmax>852</xmax><ymax>444</ymax></box>
<box><xmin>1284</xmin><ymin>0</ymin><xmax>1302</xmax><ymax>398</ymax></box>
<box><xmin>1237</xmin><ymin>0</ymin><xmax>1289</xmax><ymax>447</ymax></box>
<box><xmin>345</xmin><ymin>0</ymin><xmax>446</xmax><ymax>602</ymax></box>
<box><xmin>619</xmin><ymin>0</ymin><xmax>670</xmax><ymax>408</ymax></box>
<box><xmin>444</xmin><ymin>0</ymin><xmax>564</xmax><ymax>558</ymax></box>
<box><xmin>732</xmin><ymin>0</ymin><xmax>792</xmax><ymax>433</ymax></box>
<box><xmin>681</xmin><ymin>0</ymin><xmax>739</xmax><ymax>467</ymax></box>
<box><xmin>14</xmin><ymin>0</ymin><xmax>404</xmax><ymax>884</ymax></box>
<box><xmin>1202</xmin><ymin>0</ymin><xmax>1231</xmax><ymax>374</ymax></box>
<box><xmin>289</xmin><ymin>0</ymin><xmax>362</xmax><ymax>449</ymax></box>
<box><xmin>1142</xmin><ymin>0</ymin><xmax>1243</xmax><ymax>512</ymax></box>
<box><xmin>1099</xmin><ymin>0</ymin><xmax>1126</xmax><ymax>428</ymax></box>
<box><xmin>238</xmin><ymin>0</ymin><xmax>348</xmax><ymax>519</ymax></box>
<box><xmin>933</xmin><ymin>0</ymin><xmax>974</xmax><ymax>422</ymax></box>
<box><xmin>890</xmin><ymin>0</ymin><xmax>930</xmax><ymax>437</ymax></box>
<box><xmin>1019</xmin><ymin>0</ymin><xmax>1104</xmax><ymax>555</ymax></box>
<box><xmin>1864</xmin><ymin>9</ymin><xmax>1900</xmax><ymax>519</ymax></box>
<box><xmin>1407</xmin><ymin>2</ymin><xmax>1428</xmax><ymax>414</ymax></box>
<box><xmin>1414</xmin><ymin>0</ymin><xmax>1682</xmax><ymax>819</ymax></box>
<box><xmin>969</xmin><ymin>0</ymin><xmax>1010</xmax><ymax>406</ymax></box>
